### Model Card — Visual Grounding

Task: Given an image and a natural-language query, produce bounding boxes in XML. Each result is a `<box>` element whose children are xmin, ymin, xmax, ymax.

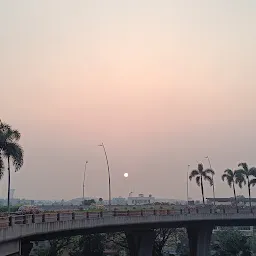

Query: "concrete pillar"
<box><xmin>20</xmin><ymin>241</ymin><xmax>33</xmax><ymax>256</ymax></box>
<box><xmin>0</xmin><ymin>240</ymin><xmax>20</xmax><ymax>256</ymax></box>
<box><xmin>187</xmin><ymin>225</ymin><xmax>213</xmax><ymax>256</ymax></box>
<box><xmin>126</xmin><ymin>229</ymin><xmax>155</xmax><ymax>256</ymax></box>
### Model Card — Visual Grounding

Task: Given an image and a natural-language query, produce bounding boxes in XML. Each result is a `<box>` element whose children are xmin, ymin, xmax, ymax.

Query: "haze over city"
<box><xmin>1</xmin><ymin>0</ymin><xmax>256</xmax><ymax>201</ymax></box>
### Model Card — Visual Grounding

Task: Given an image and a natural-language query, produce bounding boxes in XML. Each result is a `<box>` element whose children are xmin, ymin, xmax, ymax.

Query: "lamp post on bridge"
<box><xmin>205</xmin><ymin>156</ymin><xmax>216</xmax><ymax>206</ymax></box>
<box><xmin>82</xmin><ymin>161</ymin><xmax>88</xmax><ymax>205</ymax></box>
<box><xmin>98</xmin><ymin>143</ymin><xmax>111</xmax><ymax>211</ymax></box>
<box><xmin>187</xmin><ymin>164</ymin><xmax>190</xmax><ymax>205</ymax></box>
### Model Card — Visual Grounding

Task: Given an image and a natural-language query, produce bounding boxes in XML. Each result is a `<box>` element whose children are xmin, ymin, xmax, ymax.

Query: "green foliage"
<box><xmin>235</xmin><ymin>162</ymin><xmax>256</xmax><ymax>208</ymax></box>
<box><xmin>189</xmin><ymin>163</ymin><xmax>215</xmax><ymax>204</ymax></box>
<box><xmin>69</xmin><ymin>234</ymin><xmax>106</xmax><ymax>256</ymax></box>
<box><xmin>0</xmin><ymin>121</ymin><xmax>24</xmax><ymax>174</ymax></box>
<box><xmin>32</xmin><ymin>238</ymin><xmax>70</xmax><ymax>256</ymax></box>
<box><xmin>82</xmin><ymin>199</ymin><xmax>96</xmax><ymax>206</ymax></box>
<box><xmin>175</xmin><ymin>229</ymin><xmax>189</xmax><ymax>256</ymax></box>
<box><xmin>211</xmin><ymin>230</ymin><xmax>251</xmax><ymax>256</ymax></box>
<box><xmin>0</xmin><ymin>205</ymin><xmax>20</xmax><ymax>213</ymax></box>
<box><xmin>153</xmin><ymin>228</ymin><xmax>176</xmax><ymax>256</ymax></box>
<box><xmin>106</xmin><ymin>232</ymin><xmax>128</xmax><ymax>254</ymax></box>
<box><xmin>222</xmin><ymin>169</ymin><xmax>238</xmax><ymax>207</ymax></box>
<box><xmin>248</xmin><ymin>235</ymin><xmax>256</xmax><ymax>254</ymax></box>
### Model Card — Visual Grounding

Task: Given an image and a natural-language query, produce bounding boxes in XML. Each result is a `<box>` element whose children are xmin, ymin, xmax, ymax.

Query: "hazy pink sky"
<box><xmin>1</xmin><ymin>1</ymin><xmax>256</xmax><ymax>200</ymax></box>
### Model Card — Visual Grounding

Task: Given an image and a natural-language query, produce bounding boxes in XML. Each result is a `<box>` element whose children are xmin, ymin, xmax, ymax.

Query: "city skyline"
<box><xmin>1</xmin><ymin>1</ymin><xmax>256</xmax><ymax>200</ymax></box>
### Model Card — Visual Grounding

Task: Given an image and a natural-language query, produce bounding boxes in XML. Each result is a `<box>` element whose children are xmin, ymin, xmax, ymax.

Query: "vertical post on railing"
<box><xmin>57</xmin><ymin>213</ymin><xmax>60</xmax><ymax>221</ymax></box>
<box><xmin>141</xmin><ymin>209</ymin><xmax>143</xmax><ymax>216</ymax></box>
<box><xmin>167</xmin><ymin>209</ymin><xmax>170</xmax><ymax>215</ymax></box>
<box><xmin>23</xmin><ymin>215</ymin><xmax>27</xmax><ymax>224</ymax></box>
<box><xmin>180</xmin><ymin>209</ymin><xmax>183</xmax><ymax>214</ymax></box>
<box><xmin>188</xmin><ymin>208</ymin><xmax>190</xmax><ymax>214</ymax></box>
<box><xmin>154</xmin><ymin>209</ymin><xmax>156</xmax><ymax>216</ymax></box>
<box><xmin>127</xmin><ymin>210</ymin><xmax>130</xmax><ymax>216</ymax></box>
<box><xmin>86</xmin><ymin>212</ymin><xmax>89</xmax><ymax>219</ymax></box>
<box><xmin>72</xmin><ymin>212</ymin><xmax>75</xmax><ymax>220</ymax></box>
<box><xmin>42</xmin><ymin>214</ymin><xmax>45</xmax><ymax>223</ymax></box>
<box><xmin>223</xmin><ymin>208</ymin><xmax>225</xmax><ymax>214</ymax></box>
<box><xmin>9</xmin><ymin>216</ymin><xmax>13</xmax><ymax>226</ymax></box>
<box><xmin>32</xmin><ymin>214</ymin><xmax>35</xmax><ymax>224</ymax></box>
<box><xmin>210</xmin><ymin>209</ymin><xmax>212</xmax><ymax>214</ymax></box>
<box><xmin>196</xmin><ymin>208</ymin><xmax>199</xmax><ymax>214</ymax></box>
<box><xmin>100</xmin><ymin>211</ymin><xmax>103</xmax><ymax>218</ymax></box>
<box><xmin>113</xmin><ymin>210</ymin><xmax>116</xmax><ymax>217</ymax></box>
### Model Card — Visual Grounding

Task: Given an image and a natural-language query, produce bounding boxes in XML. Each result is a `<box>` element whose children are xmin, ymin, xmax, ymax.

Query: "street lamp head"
<box><xmin>205</xmin><ymin>156</ymin><xmax>209</xmax><ymax>159</ymax></box>
<box><xmin>85</xmin><ymin>161</ymin><xmax>88</xmax><ymax>164</ymax></box>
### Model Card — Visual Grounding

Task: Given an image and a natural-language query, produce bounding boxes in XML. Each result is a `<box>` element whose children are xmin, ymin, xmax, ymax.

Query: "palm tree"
<box><xmin>189</xmin><ymin>163</ymin><xmax>215</xmax><ymax>204</ymax></box>
<box><xmin>222</xmin><ymin>169</ymin><xmax>238</xmax><ymax>208</ymax></box>
<box><xmin>0</xmin><ymin>121</ymin><xmax>10</xmax><ymax>180</ymax></box>
<box><xmin>235</xmin><ymin>162</ymin><xmax>256</xmax><ymax>210</ymax></box>
<box><xmin>0</xmin><ymin>120</ymin><xmax>24</xmax><ymax>213</ymax></box>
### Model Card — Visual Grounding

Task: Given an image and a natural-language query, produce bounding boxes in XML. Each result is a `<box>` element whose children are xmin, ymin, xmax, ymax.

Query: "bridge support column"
<box><xmin>187</xmin><ymin>225</ymin><xmax>213</xmax><ymax>256</ymax></box>
<box><xmin>126</xmin><ymin>229</ymin><xmax>155</xmax><ymax>256</ymax></box>
<box><xmin>20</xmin><ymin>241</ymin><xmax>33</xmax><ymax>256</ymax></box>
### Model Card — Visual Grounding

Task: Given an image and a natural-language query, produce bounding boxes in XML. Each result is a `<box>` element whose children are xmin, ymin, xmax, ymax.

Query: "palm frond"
<box><xmin>0</xmin><ymin>121</ymin><xmax>10</xmax><ymax>132</ymax></box>
<box><xmin>235</xmin><ymin>169</ymin><xmax>246</xmax><ymax>176</ymax></box>
<box><xmin>4</xmin><ymin>128</ymin><xmax>19</xmax><ymax>141</ymax></box>
<box><xmin>249</xmin><ymin>167</ymin><xmax>256</xmax><ymax>177</ymax></box>
<box><xmin>224</xmin><ymin>169</ymin><xmax>234</xmax><ymax>177</ymax></box>
<box><xmin>196</xmin><ymin>176</ymin><xmax>201</xmax><ymax>187</ymax></box>
<box><xmin>0</xmin><ymin>126</ymin><xmax>21</xmax><ymax>143</ymax></box>
<box><xmin>249</xmin><ymin>178</ymin><xmax>256</xmax><ymax>187</ymax></box>
<box><xmin>238</xmin><ymin>162</ymin><xmax>248</xmax><ymax>172</ymax></box>
<box><xmin>222</xmin><ymin>174</ymin><xmax>232</xmax><ymax>187</ymax></box>
<box><xmin>198</xmin><ymin>163</ymin><xmax>204</xmax><ymax>174</ymax></box>
<box><xmin>234</xmin><ymin>170</ymin><xmax>246</xmax><ymax>188</ymax></box>
<box><xmin>189</xmin><ymin>170</ymin><xmax>199</xmax><ymax>180</ymax></box>
<box><xmin>222</xmin><ymin>173</ymin><xmax>228</xmax><ymax>182</ymax></box>
<box><xmin>3</xmin><ymin>142</ymin><xmax>24</xmax><ymax>171</ymax></box>
<box><xmin>204</xmin><ymin>175</ymin><xmax>213</xmax><ymax>186</ymax></box>
<box><xmin>204</xmin><ymin>168</ymin><xmax>215</xmax><ymax>176</ymax></box>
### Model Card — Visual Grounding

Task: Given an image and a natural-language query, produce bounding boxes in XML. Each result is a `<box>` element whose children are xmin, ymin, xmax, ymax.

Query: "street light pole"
<box><xmin>98</xmin><ymin>143</ymin><xmax>111</xmax><ymax>210</ymax></box>
<box><xmin>187</xmin><ymin>164</ymin><xmax>190</xmax><ymax>205</ymax></box>
<box><xmin>82</xmin><ymin>161</ymin><xmax>88</xmax><ymax>205</ymax></box>
<box><xmin>206</xmin><ymin>156</ymin><xmax>216</xmax><ymax>206</ymax></box>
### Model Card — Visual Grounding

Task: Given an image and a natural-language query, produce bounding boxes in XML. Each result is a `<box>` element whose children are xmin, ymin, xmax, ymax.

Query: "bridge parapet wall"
<box><xmin>0</xmin><ymin>207</ymin><xmax>255</xmax><ymax>245</ymax></box>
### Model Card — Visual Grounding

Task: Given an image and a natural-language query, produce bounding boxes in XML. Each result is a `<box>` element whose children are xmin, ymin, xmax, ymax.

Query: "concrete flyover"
<box><xmin>0</xmin><ymin>207</ymin><xmax>256</xmax><ymax>256</ymax></box>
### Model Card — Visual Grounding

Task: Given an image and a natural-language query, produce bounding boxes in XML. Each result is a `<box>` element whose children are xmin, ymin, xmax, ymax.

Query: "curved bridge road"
<box><xmin>0</xmin><ymin>207</ymin><xmax>255</xmax><ymax>256</ymax></box>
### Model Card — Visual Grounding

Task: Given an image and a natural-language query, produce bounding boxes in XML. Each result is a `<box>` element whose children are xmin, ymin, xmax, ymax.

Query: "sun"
<box><xmin>124</xmin><ymin>173</ymin><xmax>128</xmax><ymax>178</ymax></box>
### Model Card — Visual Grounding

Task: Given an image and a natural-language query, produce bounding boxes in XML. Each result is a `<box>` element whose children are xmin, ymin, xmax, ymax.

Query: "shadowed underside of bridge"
<box><xmin>22</xmin><ymin>218</ymin><xmax>256</xmax><ymax>241</ymax></box>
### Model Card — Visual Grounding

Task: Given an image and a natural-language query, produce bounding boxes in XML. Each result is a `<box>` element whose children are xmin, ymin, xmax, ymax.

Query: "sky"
<box><xmin>0</xmin><ymin>1</ymin><xmax>256</xmax><ymax>201</ymax></box>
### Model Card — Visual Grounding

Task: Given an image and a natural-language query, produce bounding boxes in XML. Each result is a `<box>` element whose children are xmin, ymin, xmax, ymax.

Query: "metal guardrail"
<box><xmin>0</xmin><ymin>207</ymin><xmax>254</xmax><ymax>229</ymax></box>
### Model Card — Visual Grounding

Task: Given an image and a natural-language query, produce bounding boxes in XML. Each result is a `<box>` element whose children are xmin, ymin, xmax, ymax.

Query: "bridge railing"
<box><xmin>0</xmin><ymin>207</ymin><xmax>254</xmax><ymax>229</ymax></box>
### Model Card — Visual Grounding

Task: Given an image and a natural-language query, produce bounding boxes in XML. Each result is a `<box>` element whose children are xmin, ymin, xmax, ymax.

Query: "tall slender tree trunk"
<box><xmin>7</xmin><ymin>156</ymin><xmax>11</xmax><ymax>214</ymax></box>
<box><xmin>232</xmin><ymin>181</ymin><xmax>238</xmax><ymax>211</ymax></box>
<box><xmin>200</xmin><ymin>175</ymin><xmax>205</xmax><ymax>204</ymax></box>
<box><xmin>247</xmin><ymin>176</ymin><xmax>252</xmax><ymax>211</ymax></box>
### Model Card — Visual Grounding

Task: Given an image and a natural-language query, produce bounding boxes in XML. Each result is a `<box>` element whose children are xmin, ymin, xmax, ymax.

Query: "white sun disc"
<box><xmin>124</xmin><ymin>173</ymin><xmax>128</xmax><ymax>178</ymax></box>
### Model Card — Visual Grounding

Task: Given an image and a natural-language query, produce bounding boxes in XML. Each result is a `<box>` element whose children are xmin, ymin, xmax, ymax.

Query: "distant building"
<box><xmin>127</xmin><ymin>194</ymin><xmax>155</xmax><ymax>205</ymax></box>
<box><xmin>112</xmin><ymin>197</ymin><xmax>126</xmax><ymax>205</ymax></box>
<box><xmin>206</xmin><ymin>197</ymin><xmax>256</xmax><ymax>206</ymax></box>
